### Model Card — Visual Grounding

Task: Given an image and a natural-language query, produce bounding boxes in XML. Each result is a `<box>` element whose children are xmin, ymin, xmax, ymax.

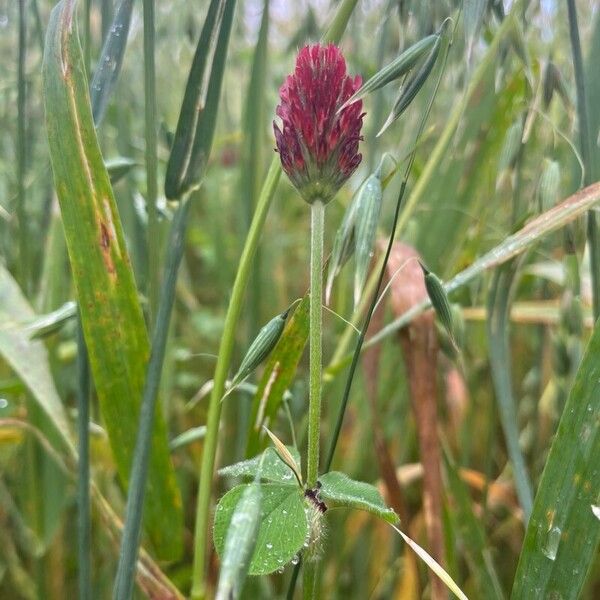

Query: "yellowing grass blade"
<box><xmin>42</xmin><ymin>0</ymin><xmax>182</xmax><ymax>559</ymax></box>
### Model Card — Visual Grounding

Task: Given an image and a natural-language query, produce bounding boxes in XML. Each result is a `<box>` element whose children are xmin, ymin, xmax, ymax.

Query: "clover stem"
<box><xmin>307</xmin><ymin>200</ymin><xmax>325</xmax><ymax>488</ymax></box>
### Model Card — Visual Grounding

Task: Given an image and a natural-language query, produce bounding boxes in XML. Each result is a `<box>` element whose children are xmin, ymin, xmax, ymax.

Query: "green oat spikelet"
<box><xmin>229</xmin><ymin>307</ymin><xmax>291</xmax><ymax>390</ymax></box>
<box><xmin>420</xmin><ymin>262</ymin><xmax>456</xmax><ymax>348</ymax></box>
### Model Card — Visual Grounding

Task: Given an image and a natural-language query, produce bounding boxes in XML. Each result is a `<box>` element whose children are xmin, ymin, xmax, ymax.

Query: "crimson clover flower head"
<box><xmin>274</xmin><ymin>44</ymin><xmax>364</xmax><ymax>205</ymax></box>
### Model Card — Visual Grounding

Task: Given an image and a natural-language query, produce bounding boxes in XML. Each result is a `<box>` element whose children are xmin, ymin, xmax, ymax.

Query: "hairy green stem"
<box><xmin>302</xmin><ymin>559</ymin><xmax>317</xmax><ymax>600</ymax></box>
<box><xmin>113</xmin><ymin>198</ymin><xmax>191</xmax><ymax>600</ymax></box>
<box><xmin>307</xmin><ymin>201</ymin><xmax>324</xmax><ymax>487</ymax></box>
<box><xmin>566</xmin><ymin>0</ymin><xmax>600</xmax><ymax>320</ymax></box>
<box><xmin>143</xmin><ymin>0</ymin><xmax>160</xmax><ymax>326</ymax></box>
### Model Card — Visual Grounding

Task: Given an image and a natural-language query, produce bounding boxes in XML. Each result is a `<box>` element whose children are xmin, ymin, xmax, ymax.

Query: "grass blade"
<box><xmin>17</xmin><ymin>0</ymin><xmax>28</xmax><ymax>290</ymax></box>
<box><xmin>464</xmin><ymin>0</ymin><xmax>487</xmax><ymax>56</ymax></box>
<box><xmin>76</xmin><ymin>318</ymin><xmax>91</xmax><ymax>600</ymax></box>
<box><xmin>0</xmin><ymin>263</ymin><xmax>73</xmax><ymax>453</ymax></box>
<box><xmin>443</xmin><ymin>448</ymin><xmax>505</xmax><ymax>600</ymax></box>
<box><xmin>361</xmin><ymin>182</ymin><xmax>600</xmax><ymax>352</ymax></box>
<box><xmin>567</xmin><ymin>0</ymin><xmax>600</xmax><ymax>322</ymax></box>
<box><xmin>113</xmin><ymin>198</ymin><xmax>191</xmax><ymax>599</ymax></box>
<box><xmin>90</xmin><ymin>0</ymin><xmax>134</xmax><ymax>126</ymax></box>
<box><xmin>511</xmin><ymin>317</ymin><xmax>600</xmax><ymax>598</ymax></box>
<box><xmin>143</xmin><ymin>0</ymin><xmax>160</xmax><ymax>324</ymax></box>
<box><xmin>215</xmin><ymin>481</ymin><xmax>262</xmax><ymax>600</ymax></box>
<box><xmin>165</xmin><ymin>0</ymin><xmax>236</xmax><ymax>199</ymax></box>
<box><xmin>391</xmin><ymin>524</ymin><xmax>470</xmax><ymax>600</ymax></box>
<box><xmin>42</xmin><ymin>0</ymin><xmax>182</xmax><ymax>559</ymax></box>
<box><xmin>486</xmin><ymin>260</ymin><xmax>533</xmax><ymax>520</ymax></box>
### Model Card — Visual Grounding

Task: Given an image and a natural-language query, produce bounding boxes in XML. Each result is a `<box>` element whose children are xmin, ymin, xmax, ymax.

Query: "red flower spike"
<box><xmin>274</xmin><ymin>44</ymin><xmax>364</xmax><ymax>204</ymax></box>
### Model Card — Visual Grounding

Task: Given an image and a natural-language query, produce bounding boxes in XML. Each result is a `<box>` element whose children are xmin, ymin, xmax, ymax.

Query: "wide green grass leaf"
<box><xmin>42</xmin><ymin>0</ymin><xmax>182</xmax><ymax>559</ymax></box>
<box><xmin>511</xmin><ymin>318</ymin><xmax>600</xmax><ymax>598</ymax></box>
<box><xmin>0</xmin><ymin>263</ymin><xmax>73</xmax><ymax>454</ymax></box>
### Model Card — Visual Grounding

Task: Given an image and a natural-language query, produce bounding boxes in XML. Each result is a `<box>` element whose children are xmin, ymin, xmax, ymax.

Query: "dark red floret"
<box><xmin>273</xmin><ymin>44</ymin><xmax>364</xmax><ymax>204</ymax></box>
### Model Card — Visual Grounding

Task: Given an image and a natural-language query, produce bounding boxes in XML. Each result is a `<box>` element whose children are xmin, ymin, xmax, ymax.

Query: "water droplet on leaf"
<box><xmin>542</xmin><ymin>526</ymin><xmax>561</xmax><ymax>561</ymax></box>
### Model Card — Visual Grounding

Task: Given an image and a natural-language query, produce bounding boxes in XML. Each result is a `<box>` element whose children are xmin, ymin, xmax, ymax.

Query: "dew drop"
<box><xmin>266</xmin><ymin>542</ymin><xmax>273</xmax><ymax>550</ymax></box>
<box><xmin>542</xmin><ymin>526</ymin><xmax>561</xmax><ymax>561</ymax></box>
<box><xmin>591</xmin><ymin>505</ymin><xmax>600</xmax><ymax>521</ymax></box>
<box><xmin>291</xmin><ymin>554</ymin><xmax>300</xmax><ymax>565</ymax></box>
<box><xmin>0</xmin><ymin>398</ymin><xmax>8</xmax><ymax>409</ymax></box>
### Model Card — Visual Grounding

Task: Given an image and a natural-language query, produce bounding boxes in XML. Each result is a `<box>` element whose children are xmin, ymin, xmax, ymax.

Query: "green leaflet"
<box><xmin>319</xmin><ymin>472</ymin><xmax>398</xmax><ymax>524</ymax></box>
<box><xmin>220</xmin><ymin>446</ymin><xmax>301</xmax><ymax>485</ymax></box>
<box><xmin>214</xmin><ymin>483</ymin><xmax>308</xmax><ymax>576</ymax></box>
<box><xmin>42</xmin><ymin>0</ymin><xmax>182</xmax><ymax>559</ymax></box>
